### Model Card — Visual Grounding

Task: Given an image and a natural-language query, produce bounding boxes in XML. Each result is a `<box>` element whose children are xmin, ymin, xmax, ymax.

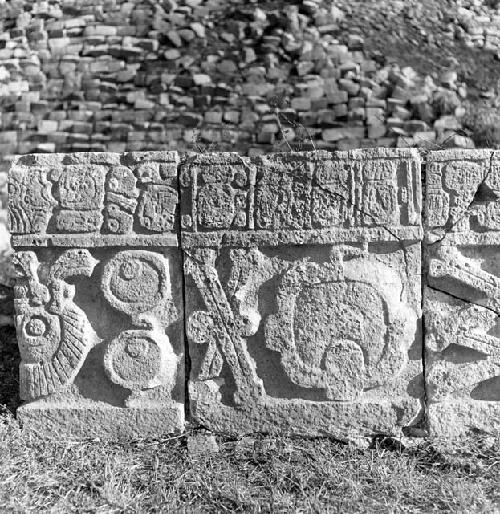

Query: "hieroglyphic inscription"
<box><xmin>181</xmin><ymin>149</ymin><xmax>422</xmax><ymax>248</ymax></box>
<box><xmin>9</xmin><ymin>152</ymin><xmax>179</xmax><ymax>245</ymax></box>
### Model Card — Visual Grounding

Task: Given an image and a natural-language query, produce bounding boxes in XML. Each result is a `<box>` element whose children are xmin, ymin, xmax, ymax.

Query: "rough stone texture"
<box><xmin>10</xmin><ymin>152</ymin><xmax>184</xmax><ymax>438</ymax></box>
<box><xmin>0</xmin><ymin>0</ymin><xmax>491</xmax><ymax>296</ymax></box>
<box><xmin>456</xmin><ymin>1</ymin><xmax>500</xmax><ymax>55</ymax></box>
<box><xmin>425</xmin><ymin>149</ymin><xmax>500</xmax><ymax>437</ymax></box>
<box><xmin>184</xmin><ymin>149</ymin><xmax>424</xmax><ymax>438</ymax></box>
<box><xmin>11</xmin><ymin>147</ymin><xmax>500</xmax><ymax>440</ymax></box>
<box><xmin>187</xmin><ymin>431</ymin><xmax>220</xmax><ymax>457</ymax></box>
<box><xmin>9</xmin><ymin>151</ymin><xmax>179</xmax><ymax>247</ymax></box>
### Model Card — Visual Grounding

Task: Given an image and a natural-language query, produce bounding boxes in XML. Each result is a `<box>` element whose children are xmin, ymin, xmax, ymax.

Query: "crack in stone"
<box><xmin>177</xmin><ymin>154</ymin><xmax>192</xmax><ymax>423</ymax></box>
<box><xmin>426</xmin><ymin>284</ymin><xmax>500</xmax><ymax>318</ymax></box>
<box><xmin>428</xmin><ymin>151</ymin><xmax>496</xmax><ymax>246</ymax></box>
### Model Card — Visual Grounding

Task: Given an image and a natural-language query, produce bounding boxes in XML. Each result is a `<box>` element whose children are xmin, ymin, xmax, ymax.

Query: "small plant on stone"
<box><xmin>269</xmin><ymin>94</ymin><xmax>316</xmax><ymax>152</ymax></box>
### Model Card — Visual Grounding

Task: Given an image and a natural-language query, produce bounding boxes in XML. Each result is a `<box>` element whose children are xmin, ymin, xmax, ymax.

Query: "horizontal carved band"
<box><xmin>9</xmin><ymin>148</ymin><xmax>423</xmax><ymax>248</ymax></box>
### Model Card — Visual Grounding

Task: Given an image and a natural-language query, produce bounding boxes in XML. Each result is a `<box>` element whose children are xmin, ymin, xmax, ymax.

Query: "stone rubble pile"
<box><xmin>0</xmin><ymin>0</ymin><xmax>477</xmax><ymax>174</ymax></box>
<box><xmin>456</xmin><ymin>0</ymin><xmax>500</xmax><ymax>56</ymax></box>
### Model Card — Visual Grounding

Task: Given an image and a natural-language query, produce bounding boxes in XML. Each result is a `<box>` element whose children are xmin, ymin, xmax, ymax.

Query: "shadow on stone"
<box><xmin>0</xmin><ymin>325</ymin><xmax>21</xmax><ymax>414</ymax></box>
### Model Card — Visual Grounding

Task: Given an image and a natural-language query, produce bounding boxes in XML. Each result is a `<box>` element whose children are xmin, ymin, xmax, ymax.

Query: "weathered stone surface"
<box><xmin>10</xmin><ymin>153</ymin><xmax>185</xmax><ymax>438</ymax></box>
<box><xmin>12</xmin><ymin>148</ymin><xmax>500</xmax><ymax>440</ymax></box>
<box><xmin>185</xmin><ymin>149</ymin><xmax>424</xmax><ymax>438</ymax></box>
<box><xmin>12</xmin><ymin>247</ymin><xmax>184</xmax><ymax>437</ymax></box>
<box><xmin>425</xmin><ymin>149</ymin><xmax>500</xmax><ymax>437</ymax></box>
<box><xmin>187</xmin><ymin>431</ymin><xmax>220</xmax><ymax>457</ymax></box>
<box><xmin>17</xmin><ymin>402</ymin><xmax>184</xmax><ymax>439</ymax></box>
<box><xmin>181</xmin><ymin>149</ymin><xmax>422</xmax><ymax>248</ymax></box>
<box><xmin>9</xmin><ymin>152</ymin><xmax>180</xmax><ymax>248</ymax></box>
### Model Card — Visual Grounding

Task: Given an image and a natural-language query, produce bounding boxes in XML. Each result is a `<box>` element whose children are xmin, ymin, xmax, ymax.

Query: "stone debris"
<box><xmin>456</xmin><ymin>0</ymin><xmax>500</xmax><ymax>55</ymax></box>
<box><xmin>9</xmin><ymin>148</ymin><xmax>498</xmax><ymax>440</ymax></box>
<box><xmin>187</xmin><ymin>431</ymin><xmax>220</xmax><ymax>457</ymax></box>
<box><xmin>0</xmin><ymin>0</ymin><xmax>476</xmax><ymax>169</ymax></box>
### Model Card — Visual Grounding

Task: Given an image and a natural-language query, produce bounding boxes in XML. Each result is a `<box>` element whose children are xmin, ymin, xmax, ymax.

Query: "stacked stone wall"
<box><xmin>456</xmin><ymin>0</ymin><xmax>500</xmax><ymax>53</ymax></box>
<box><xmin>0</xmin><ymin>0</ymin><xmax>475</xmax><ymax>172</ymax></box>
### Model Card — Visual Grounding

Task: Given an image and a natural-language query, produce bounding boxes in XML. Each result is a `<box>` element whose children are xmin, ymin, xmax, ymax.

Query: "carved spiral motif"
<box><xmin>102</xmin><ymin>250</ymin><xmax>169</xmax><ymax>317</ymax></box>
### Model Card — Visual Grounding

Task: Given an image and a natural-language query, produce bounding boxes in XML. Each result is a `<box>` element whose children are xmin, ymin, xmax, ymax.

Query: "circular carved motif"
<box><xmin>265</xmin><ymin>256</ymin><xmax>414</xmax><ymax>400</ymax></box>
<box><xmin>18</xmin><ymin>308</ymin><xmax>60</xmax><ymax>363</ymax></box>
<box><xmin>25</xmin><ymin>316</ymin><xmax>48</xmax><ymax>337</ymax></box>
<box><xmin>104</xmin><ymin>330</ymin><xmax>163</xmax><ymax>390</ymax></box>
<box><xmin>102</xmin><ymin>251</ymin><xmax>168</xmax><ymax>317</ymax></box>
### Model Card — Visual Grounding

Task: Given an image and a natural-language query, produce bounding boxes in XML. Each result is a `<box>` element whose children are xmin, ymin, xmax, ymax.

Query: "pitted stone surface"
<box><xmin>12</xmin><ymin>247</ymin><xmax>185</xmax><ymax>437</ymax></box>
<box><xmin>181</xmin><ymin>149</ymin><xmax>422</xmax><ymax>248</ymax></box>
<box><xmin>184</xmin><ymin>149</ymin><xmax>424</xmax><ymax>438</ymax></box>
<box><xmin>9</xmin><ymin>152</ymin><xmax>180</xmax><ymax>247</ymax></box>
<box><xmin>9</xmin><ymin>152</ymin><xmax>184</xmax><ymax>438</ymax></box>
<box><xmin>425</xmin><ymin>150</ymin><xmax>500</xmax><ymax>438</ymax></box>
<box><xmin>10</xmin><ymin>148</ymin><xmax>500</xmax><ymax>440</ymax></box>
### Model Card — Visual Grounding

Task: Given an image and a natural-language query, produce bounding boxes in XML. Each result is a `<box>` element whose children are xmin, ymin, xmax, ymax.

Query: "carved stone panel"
<box><xmin>9</xmin><ymin>152</ymin><xmax>185</xmax><ymax>438</ymax></box>
<box><xmin>12</xmin><ymin>247</ymin><xmax>184</xmax><ymax>438</ymax></box>
<box><xmin>9</xmin><ymin>152</ymin><xmax>179</xmax><ymax>248</ymax></box>
<box><xmin>185</xmin><ymin>149</ymin><xmax>423</xmax><ymax>438</ymax></box>
<box><xmin>425</xmin><ymin>150</ymin><xmax>500</xmax><ymax>437</ymax></box>
<box><xmin>181</xmin><ymin>149</ymin><xmax>422</xmax><ymax>248</ymax></box>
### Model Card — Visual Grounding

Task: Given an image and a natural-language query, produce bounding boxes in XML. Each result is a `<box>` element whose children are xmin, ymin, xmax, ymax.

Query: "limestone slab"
<box><xmin>184</xmin><ymin>150</ymin><xmax>424</xmax><ymax>438</ymax></box>
<box><xmin>9</xmin><ymin>152</ymin><xmax>184</xmax><ymax>438</ymax></box>
<box><xmin>425</xmin><ymin>149</ymin><xmax>500</xmax><ymax>437</ymax></box>
<box><xmin>9</xmin><ymin>151</ymin><xmax>180</xmax><ymax>247</ymax></box>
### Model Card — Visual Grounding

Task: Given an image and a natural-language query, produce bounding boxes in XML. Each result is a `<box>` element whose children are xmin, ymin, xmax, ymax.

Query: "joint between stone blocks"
<box><xmin>8</xmin><ymin>149</ymin><xmax>500</xmax><ymax>439</ymax></box>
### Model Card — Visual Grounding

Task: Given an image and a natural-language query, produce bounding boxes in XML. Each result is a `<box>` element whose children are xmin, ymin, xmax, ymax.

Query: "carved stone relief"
<box><xmin>425</xmin><ymin>150</ymin><xmax>500</xmax><ymax>437</ymax></box>
<box><xmin>184</xmin><ymin>150</ymin><xmax>423</xmax><ymax>438</ymax></box>
<box><xmin>13</xmin><ymin>247</ymin><xmax>184</xmax><ymax>438</ymax></box>
<box><xmin>9</xmin><ymin>153</ymin><xmax>184</xmax><ymax>439</ymax></box>
<box><xmin>11</xmin><ymin>148</ymin><xmax>500</xmax><ymax>440</ymax></box>
<box><xmin>8</xmin><ymin>152</ymin><xmax>179</xmax><ymax>247</ymax></box>
<box><xmin>8</xmin><ymin>166</ymin><xmax>56</xmax><ymax>234</ymax></box>
<box><xmin>13</xmin><ymin>249</ymin><xmax>98</xmax><ymax>401</ymax></box>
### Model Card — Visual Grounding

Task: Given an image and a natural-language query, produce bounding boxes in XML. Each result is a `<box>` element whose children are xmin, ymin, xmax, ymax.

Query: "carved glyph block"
<box><xmin>9</xmin><ymin>152</ymin><xmax>179</xmax><ymax>246</ymax></box>
<box><xmin>9</xmin><ymin>153</ymin><xmax>184</xmax><ymax>438</ymax></box>
<box><xmin>425</xmin><ymin>150</ymin><xmax>500</xmax><ymax>437</ymax></box>
<box><xmin>184</xmin><ymin>150</ymin><xmax>424</xmax><ymax>438</ymax></box>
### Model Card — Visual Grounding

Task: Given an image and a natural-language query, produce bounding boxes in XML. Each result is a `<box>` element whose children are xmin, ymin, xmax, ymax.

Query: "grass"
<box><xmin>1</xmin><ymin>328</ymin><xmax>500</xmax><ymax>513</ymax></box>
<box><xmin>0</xmin><ymin>418</ymin><xmax>499</xmax><ymax>513</ymax></box>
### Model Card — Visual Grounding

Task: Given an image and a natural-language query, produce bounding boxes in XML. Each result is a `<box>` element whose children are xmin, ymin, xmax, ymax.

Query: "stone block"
<box><xmin>9</xmin><ymin>152</ymin><xmax>184</xmax><ymax>438</ymax></box>
<box><xmin>183</xmin><ymin>150</ymin><xmax>424</xmax><ymax>439</ymax></box>
<box><xmin>9</xmin><ymin>152</ymin><xmax>180</xmax><ymax>245</ymax></box>
<box><xmin>322</xmin><ymin>127</ymin><xmax>365</xmax><ymax>142</ymax></box>
<box><xmin>424</xmin><ymin>149</ymin><xmax>500</xmax><ymax>438</ymax></box>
